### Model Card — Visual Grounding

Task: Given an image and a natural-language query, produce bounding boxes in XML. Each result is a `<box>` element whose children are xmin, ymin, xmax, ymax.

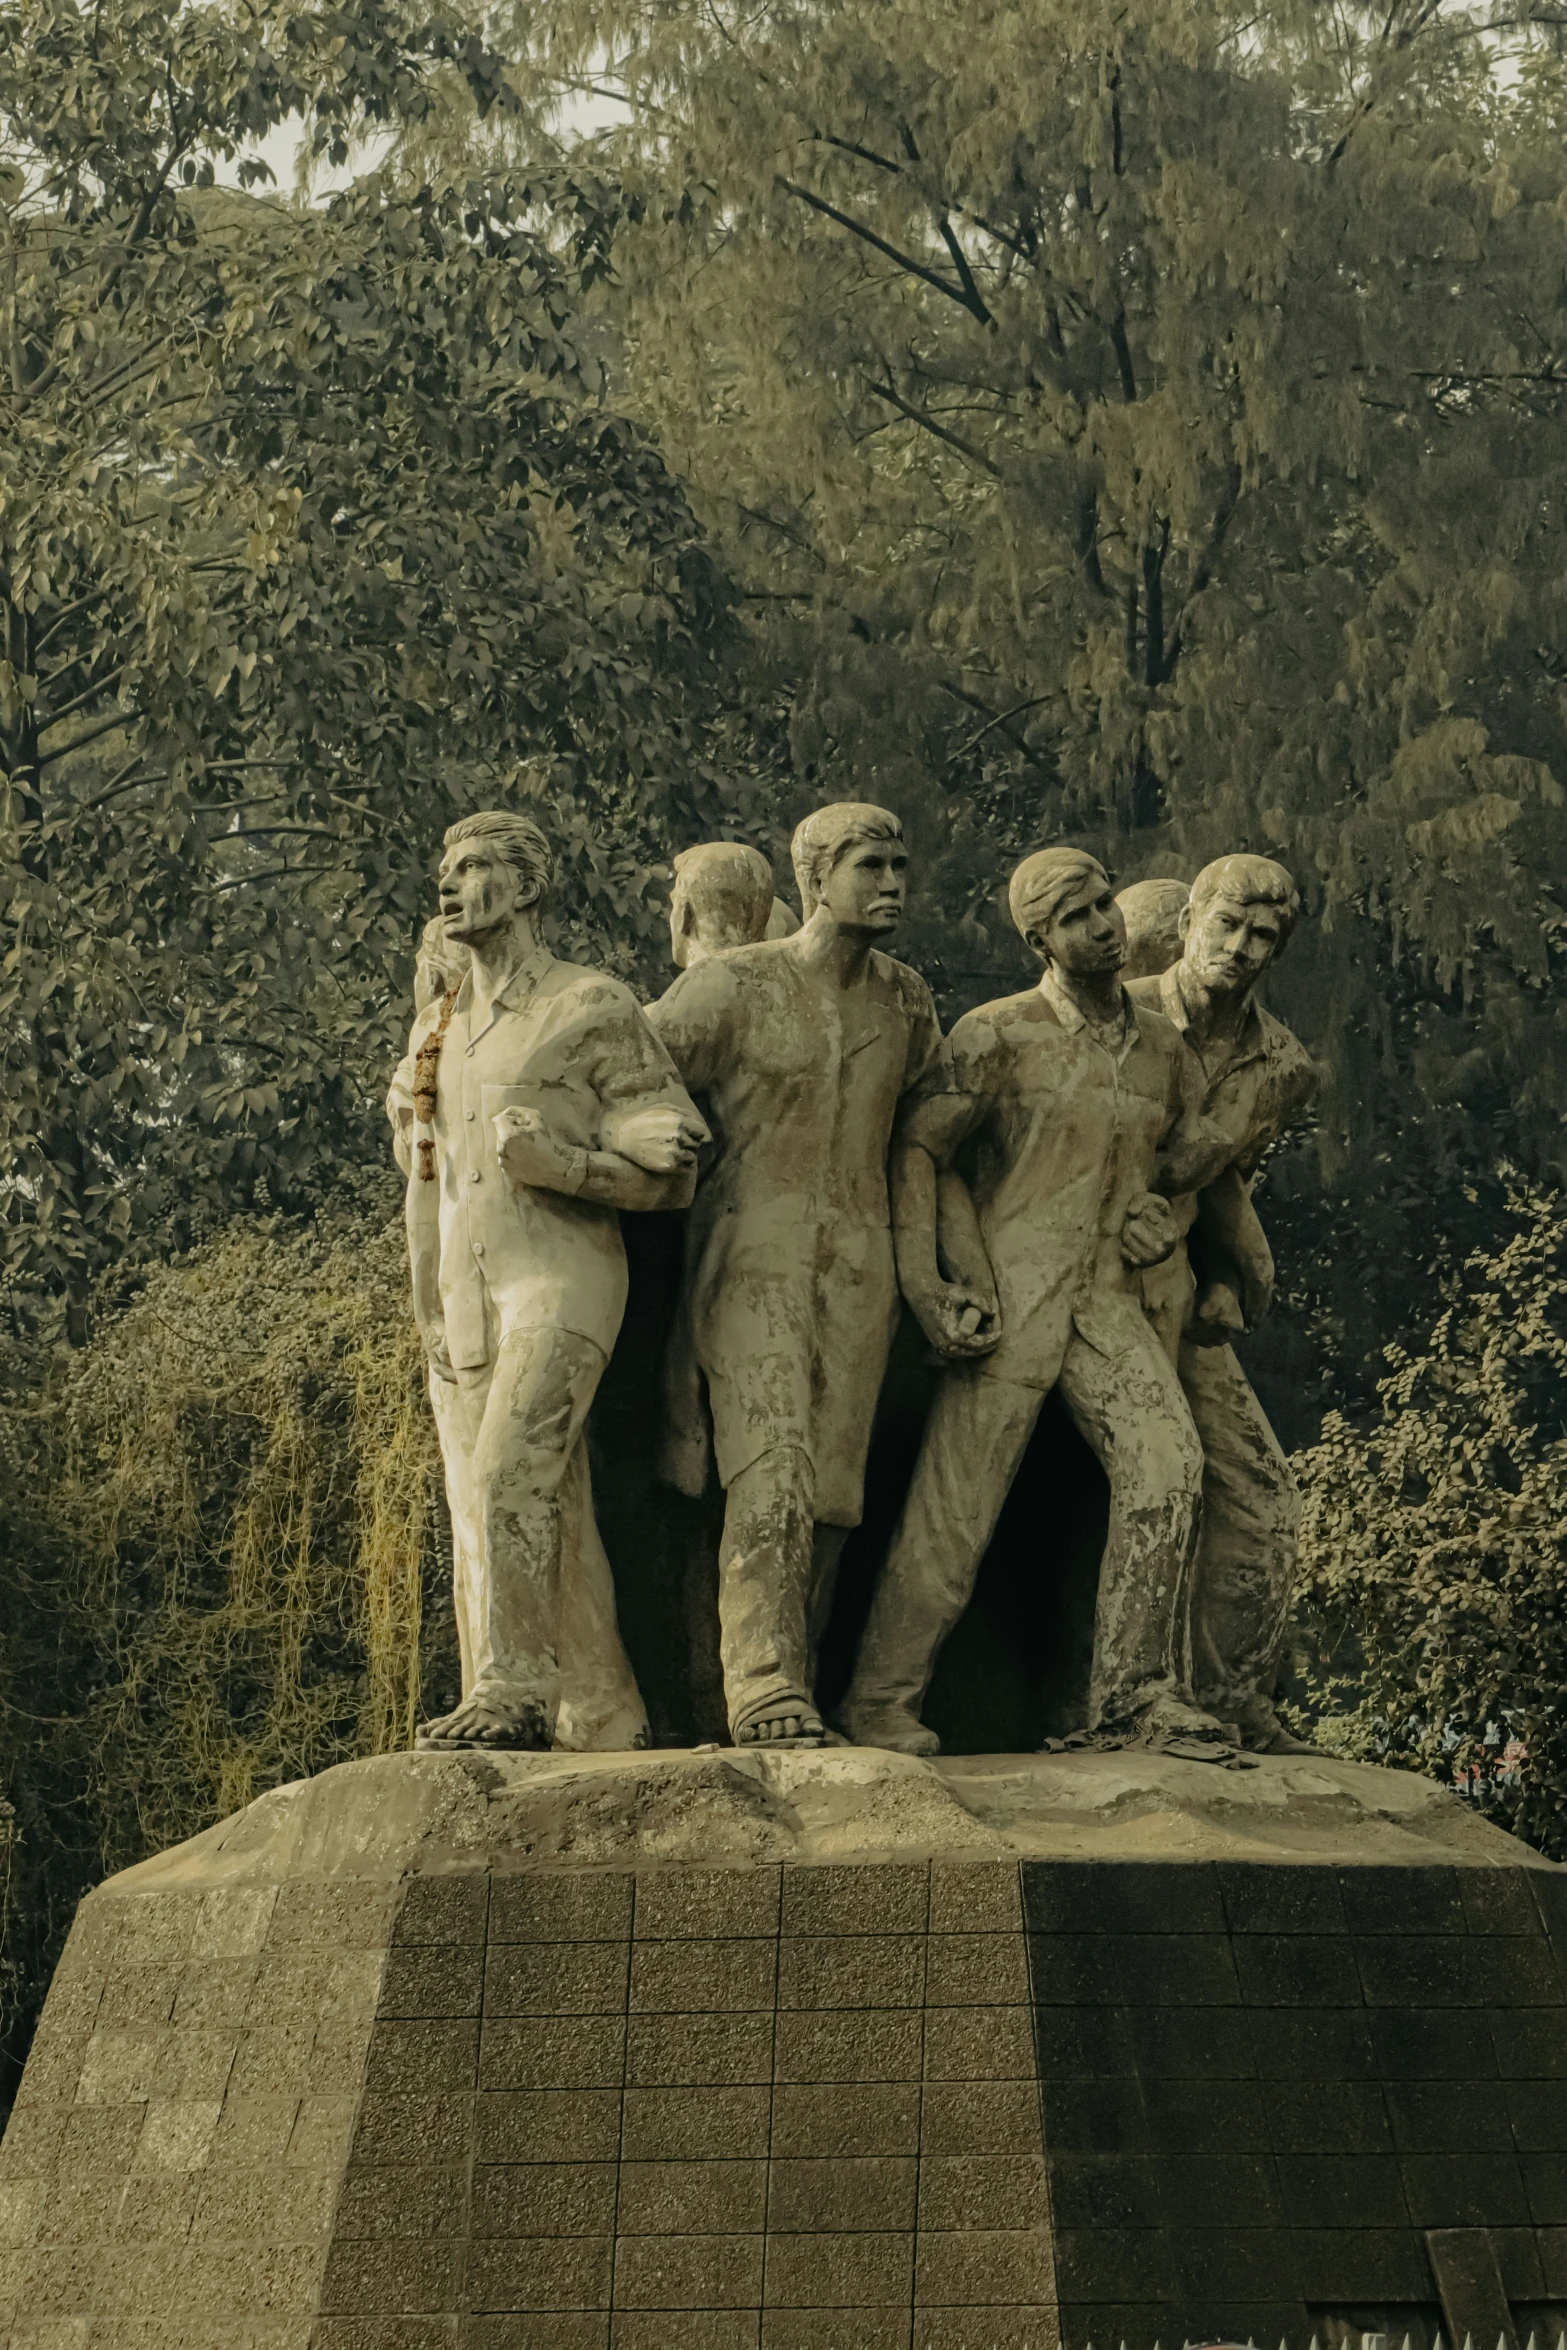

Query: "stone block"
<box><xmin>349</xmin><ymin>2095</ymin><xmax>472</xmax><ymax>2170</ymax></box>
<box><xmin>923</xmin><ymin>1935</ymin><xmax>1029</xmax><ymax>2008</ymax></box>
<box><xmin>132</xmin><ymin>2097</ymin><xmax>224</xmax><ymax>2172</ymax></box>
<box><xmin>921</xmin><ymin>2006</ymin><xmax>1033</xmax><ymax>2083</ymax></box>
<box><xmin>624</xmin><ymin>2013</ymin><xmax>772</xmax><ymax>2089</ymax></box>
<box><xmin>928</xmin><ymin>1863</ymin><xmax>1022</xmax><ymax>1936</ymax></box>
<box><xmin>632</xmin><ymin>1871</ymin><xmax>779</xmax><ymax>1941</ymax></box>
<box><xmin>613</xmin><ymin>2317</ymin><xmax>758</xmax><ymax>2350</ymax></box>
<box><xmin>483</xmin><ymin>1944</ymin><xmax>628</xmax><ymax>2019</ymax></box>
<box><xmin>475</xmin><ymin>2089</ymin><xmax>621</xmax><ymax>2165</ymax></box>
<box><xmin>377</xmin><ymin>1947</ymin><xmax>484</xmax><ymax>2021</ymax></box>
<box><xmin>480</xmin><ymin>2015</ymin><xmax>627</xmax><ymax>2092</ymax></box>
<box><xmin>488</xmin><ymin>1875</ymin><xmax>633</xmax><ymax>1944</ymax></box>
<box><xmin>761</xmin><ymin>2229</ymin><xmax>912</xmax><ymax>2306</ymax></box>
<box><xmin>765</xmin><ymin>2157</ymin><xmax>917</xmax><ymax>2233</ymax></box>
<box><xmin>96</xmin><ymin>1962</ymin><xmax>179</xmax><ymax>2032</ymax></box>
<box><xmin>919</xmin><ymin>2080</ymin><xmax>1041</xmax><ymax>2158</ymax></box>
<box><xmin>1274</xmin><ymin>2151</ymin><xmax>1409</xmax><ymax>2228</ymax></box>
<box><xmin>772</xmin><ymin>2009</ymin><xmax>921</xmax><ymax>2085</ymax></box>
<box><xmin>318</xmin><ymin>2236</ymin><xmax>462</xmax><ymax>2315</ymax></box>
<box><xmin>917</xmin><ymin>2155</ymin><xmax>1048</xmax><ymax>2233</ymax></box>
<box><xmin>173</xmin><ymin>1957</ymin><xmax>260</xmax><ymax>2030</ymax></box>
<box><xmin>362</xmin><ymin>2020</ymin><xmax>478</xmax><ymax>2096</ymax></box>
<box><xmin>470</xmin><ymin>2162</ymin><xmax>619</xmax><ymax>2238</ymax></box>
<box><xmin>627</xmin><ymin>1940</ymin><xmax>776</xmax><ymax>2015</ymax></box>
<box><xmin>268</xmin><ymin>1883</ymin><xmax>398</xmax><ymax>1950</ymax></box>
<box><xmin>192</xmin><ymin>1887</ymin><xmax>278</xmax><ymax>1959</ymax></box>
<box><xmin>615</xmin><ymin>2159</ymin><xmax>767</xmax><ymax>2235</ymax></box>
<box><xmin>1109</xmin><ymin>1931</ymin><xmax>1242</xmax><ymax>2007</ymax></box>
<box><xmin>1217</xmin><ymin>1862</ymin><xmax>1346</xmax><ymax>1936</ymax></box>
<box><xmin>1151</xmin><ymin>2149</ymin><xmax>1284</xmax><ymax>2228</ymax></box>
<box><xmin>619</xmin><ymin>2087</ymin><xmax>770</xmax><ymax>2163</ymax></box>
<box><xmin>762</xmin><ymin>2314</ymin><xmax>905</xmax><ymax>2350</ymax></box>
<box><xmin>466</xmin><ymin>2320</ymin><xmax>606</xmax><ymax>2350</ymax></box>
<box><xmin>915</xmin><ymin>2227</ymin><xmax>1054</xmax><ymax>2306</ymax></box>
<box><xmin>1340</xmin><ymin>1865</ymin><xmax>1465</xmax><ymax>1935</ymax></box>
<box><xmin>611</xmin><ymin>2233</ymin><xmax>764</xmax><ymax>2308</ymax></box>
<box><xmin>1047</xmin><ymin>2152</ymin><xmax>1163</xmax><ymax>2231</ymax></box>
<box><xmin>913</xmin><ymin>2310</ymin><xmax>1061</xmax><ymax>2350</ymax></box>
<box><xmin>776</xmin><ymin>1937</ymin><xmax>923</xmax><ymax>2011</ymax></box>
<box><xmin>464</xmin><ymin>2233</ymin><xmax>613</xmax><ymax>2311</ymax></box>
<box><xmin>329</xmin><ymin>2165</ymin><xmax>467</xmax><ymax>2242</ymax></box>
<box><xmin>768</xmin><ymin>2084</ymin><xmax>920</xmax><ymax>2160</ymax></box>
<box><xmin>780</xmin><ymin>1867</ymin><xmax>927</xmax><ymax>1938</ymax></box>
<box><xmin>392</xmin><ymin>1875</ymin><xmax>489</xmax><ymax>1948</ymax></box>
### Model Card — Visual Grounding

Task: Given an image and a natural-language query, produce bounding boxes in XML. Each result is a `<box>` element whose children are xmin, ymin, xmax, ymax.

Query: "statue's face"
<box><xmin>819</xmin><ymin>835</ymin><xmax>907</xmax><ymax>933</ymax></box>
<box><xmin>1035</xmin><ymin>873</ymin><xmax>1126</xmax><ymax>977</ymax></box>
<box><xmin>438</xmin><ymin>839</ymin><xmax>527</xmax><ymax>943</ymax></box>
<box><xmin>1183</xmin><ymin>892</ymin><xmax>1284</xmax><ymax>999</ymax></box>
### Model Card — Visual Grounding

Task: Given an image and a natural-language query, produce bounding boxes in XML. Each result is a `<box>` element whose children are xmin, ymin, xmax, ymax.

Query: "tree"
<box><xmin>485</xmin><ymin>0</ymin><xmax>1567</xmax><ymax>1391</ymax></box>
<box><xmin>1293</xmin><ymin>1175</ymin><xmax>1567</xmax><ymax>1862</ymax></box>
<box><xmin>0</xmin><ymin>0</ymin><xmax>760</xmax><ymax>1324</ymax></box>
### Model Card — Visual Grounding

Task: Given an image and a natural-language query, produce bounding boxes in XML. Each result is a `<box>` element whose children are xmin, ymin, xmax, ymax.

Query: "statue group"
<box><xmin>388</xmin><ymin>804</ymin><xmax>1317</xmax><ymax>1766</ymax></box>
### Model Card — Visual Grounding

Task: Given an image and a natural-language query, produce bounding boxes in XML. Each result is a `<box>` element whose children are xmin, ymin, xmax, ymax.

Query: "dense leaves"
<box><xmin>0</xmin><ymin>0</ymin><xmax>758</xmax><ymax>1320</ymax></box>
<box><xmin>1294</xmin><ymin>1177</ymin><xmax>1567</xmax><ymax>1861</ymax></box>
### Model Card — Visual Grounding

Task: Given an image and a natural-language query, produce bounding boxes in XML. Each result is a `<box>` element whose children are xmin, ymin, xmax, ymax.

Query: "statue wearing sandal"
<box><xmin>647</xmin><ymin>804</ymin><xmax>943</xmax><ymax>1750</ymax></box>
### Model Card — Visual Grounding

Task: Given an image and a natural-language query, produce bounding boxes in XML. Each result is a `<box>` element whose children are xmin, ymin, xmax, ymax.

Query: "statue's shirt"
<box><xmin>1127</xmin><ymin>967</ymin><xmax>1318</xmax><ymax>1347</ymax></box>
<box><xmin>401</xmin><ymin>952</ymin><xmax>693</xmax><ymax>1372</ymax></box>
<box><xmin>648</xmin><ymin>939</ymin><xmax>942</xmax><ymax>1522</ymax></box>
<box><xmin>905</xmin><ymin>973</ymin><xmax>1208</xmax><ymax>1386</ymax></box>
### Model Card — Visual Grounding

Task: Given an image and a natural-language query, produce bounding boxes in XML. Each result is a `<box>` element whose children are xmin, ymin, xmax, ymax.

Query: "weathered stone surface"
<box><xmin>97</xmin><ymin>1744</ymin><xmax>1550</xmax><ymax>1890</ymax></box>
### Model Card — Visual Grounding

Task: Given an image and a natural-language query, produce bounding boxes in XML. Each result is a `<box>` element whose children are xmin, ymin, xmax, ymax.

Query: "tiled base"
<box><xmin>2</xmin><ymin>1843</ymin><xmax>1566</xmax><ymax>2348</ymax></box>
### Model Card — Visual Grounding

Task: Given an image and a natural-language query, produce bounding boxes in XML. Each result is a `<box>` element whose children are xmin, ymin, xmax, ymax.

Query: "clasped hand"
<box><xmin>1120</xmin><ymin>1190</ymin><xmax>1178</xmax><ymax>1269</ymax></box>
<box><xmin>909</xmin><ymin>1281</ymin><xmax>1002</xmax><ymax>1361</ymax></box>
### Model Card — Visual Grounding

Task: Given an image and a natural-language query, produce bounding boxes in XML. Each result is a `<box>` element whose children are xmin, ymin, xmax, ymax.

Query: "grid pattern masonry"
<box><xmin>0</xmin><ymin>1855</ymin><xmax>1563</xmax><ymax>2350</ymax></box>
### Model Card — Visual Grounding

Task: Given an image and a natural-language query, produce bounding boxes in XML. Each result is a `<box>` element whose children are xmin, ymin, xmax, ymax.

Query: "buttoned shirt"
<box><xmin>900</xmin><ymin>971</ymin><xmax>1211</xmax><ymax>1382</ymax></box>
<box><xmin>396</xmin><ymin>950</ymin><xmax>695</xmax><ymax>1372</ymax></box>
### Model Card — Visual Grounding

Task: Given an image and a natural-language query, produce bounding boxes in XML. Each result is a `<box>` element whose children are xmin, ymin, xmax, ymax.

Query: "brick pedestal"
<box><xmin>2</xmin><ymin>1751</ymin><xmax>1565</xmax><ymax>2348</ymax></box>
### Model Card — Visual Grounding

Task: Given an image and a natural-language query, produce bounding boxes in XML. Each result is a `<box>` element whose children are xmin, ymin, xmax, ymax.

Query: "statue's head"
<box><xmin>1181</xmin><ymin>853</ymin><xmax>1299</xmax><ymax>1000</ymax></box>
<box><xmin>437</xmin><ymin>810</ymin><xmax>554</xmax><ymax>946</ymax></box>
<box><xmin>1115</xmin><ymin>878</ymin><xmax>1190</xmax><ymax>981</ymax></box>
<box><xmin>1009</xmin><ymin>847</ymin><xmax>1125</xmax><ymax>980</ymax></box>
<box><xmin>670</xmin><ymin>841</ymin><xmax>775</xmax><ymax>970</ymax></box>
<box><xmin>791</xmin><ymin>802</ymin><xmax>906</xmax><ymax>933</ymax></box>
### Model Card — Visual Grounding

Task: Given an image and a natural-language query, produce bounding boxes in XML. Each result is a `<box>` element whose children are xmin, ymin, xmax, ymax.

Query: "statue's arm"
<box><xmin>893</xmin><ymin>1089</ymin><xmax>1001</xmax><ymax>1360</ymax></box>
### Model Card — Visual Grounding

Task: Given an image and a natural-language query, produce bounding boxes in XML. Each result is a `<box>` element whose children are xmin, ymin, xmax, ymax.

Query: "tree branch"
<box><xmin>778</xmin><ymin>178</ymin><xmax>992</xmax><ymax>325</ymax></box>
<box><xmin>861</xmin><ymin>376</ymin><xmax>1002</xmax><ymax>475</ymax></box>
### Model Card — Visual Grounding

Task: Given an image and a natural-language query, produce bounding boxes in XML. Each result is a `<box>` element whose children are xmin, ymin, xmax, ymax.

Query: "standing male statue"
<box><xmin>389</xmin><ymin>810</ymin><xmax>708</xmax><ymax>1752</ymax></box>
<box><xmin>1127</xmin><ymin>853</ymin><xmax>1318</xmax><ymax>1752</ymax></box>
<box><xmin>842</xmin><ymin>846</ymin><xmax>1235</xmax><ymax>1758</ymax></box>
<box><xmin>669</xmin><ymin>841</ymin><xmax>796</xmax><ymax>970</ymax></box>
<box><xmin>1116</xmin><ymin>878</ymin><xmax>1190</xmax><ymax>981</ymax></box>
<box><xmin>647</xmin><ymin>803</ymin><xmax>946</xmax><ymax>1749</ymax></box>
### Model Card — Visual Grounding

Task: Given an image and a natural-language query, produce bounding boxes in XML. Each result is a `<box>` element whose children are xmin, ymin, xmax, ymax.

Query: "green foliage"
<box><xmin>475</xmin><ymin>0</ymin><xmax>1567</xmax><ymax>1384</ymax></box>
<box><xmin>1292</xmin><ymin>1176</ymin><xmax>1567</xmax><ymax>1860</ymax></box>
<box><xmin>0</xmin><ymin>1187</ymin><xmax>450</xmax><ymax>2072</ymax></box>
<box><xmin>0</xmin><ymin>0</ymin><xmax>768</xmax><ymax>1318</ymax></box>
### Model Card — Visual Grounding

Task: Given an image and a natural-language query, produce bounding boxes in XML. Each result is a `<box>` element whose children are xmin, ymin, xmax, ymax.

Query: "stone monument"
<box><xmin>6</xmin><ymin>817</ymin><xmax>1567</xmax><ymax>2350</ymax></box>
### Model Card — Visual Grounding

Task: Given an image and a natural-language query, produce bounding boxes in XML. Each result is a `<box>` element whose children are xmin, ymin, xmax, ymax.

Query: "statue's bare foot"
<box><xmin>838</xmin><ymin>1700</ymin><xmax>940</xmax><ymax>1757</ymax></box>
<box><xmin>732</xmin><ymin>1693</ymin><xmax>826</xmax><ymax>1749</ymax></box>
<box><xmin>416</xmin><ymin>1692</ymin><xmax>550</xmax><ymax>1752</ymax></box>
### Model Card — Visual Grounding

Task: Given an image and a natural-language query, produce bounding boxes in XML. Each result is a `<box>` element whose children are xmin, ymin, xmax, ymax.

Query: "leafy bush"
<box><xmin>1292</xmin><ymin>1175</ymin><xmax>1567</xmax><ymax>1860</ymax></box>
<box><xmin>0</xmin><ymin>1188</ymin><xmax>449</xmax><ymax>2089</ymax></box>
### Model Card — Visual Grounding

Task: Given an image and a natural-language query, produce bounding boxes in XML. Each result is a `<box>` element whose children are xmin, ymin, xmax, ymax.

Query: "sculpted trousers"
<box><xmin>717</xmin><ymin>1445</ymin><xmax>848</xmax><ymax>1736</ymax></box>
<box><xmin>430</xmin><ymin>1322</ymin><xmax>647</xmax><ymax>1751</ymax></box>
<box><xmin>850</xmin><ymin>1323</ymin><xmax>1205</xmax><ymax>1734</ymax></box>
<box><xmin>1180</xmin><ymin>1338</ymin><xmax>1300</xmax><ymax>1741</ymax></box>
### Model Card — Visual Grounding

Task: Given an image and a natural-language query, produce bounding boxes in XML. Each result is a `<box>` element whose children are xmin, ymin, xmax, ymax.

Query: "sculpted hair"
<box><xmin>1188</xmin><ymin>853</ymin><xmax>1300</xmax><ymax>943</ymax></box>
<box><xmin>790</xmin><ymin>802</ymin><xmax>903</xmax><ymax>916</ymax></box>
<box><xmin>443</xmin><ymin>809</ymin><xmax>554</xmax><ymax>909</ymax></box>
<box><xmin>674</xmin><ymin>841</ymin><xmax>774</xmax><ymax>929</ymax></box>
<box><xmin>1008</xmin><ymin>847</ymin><xmax>1109</xmax><ymax>938</ymax></box>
